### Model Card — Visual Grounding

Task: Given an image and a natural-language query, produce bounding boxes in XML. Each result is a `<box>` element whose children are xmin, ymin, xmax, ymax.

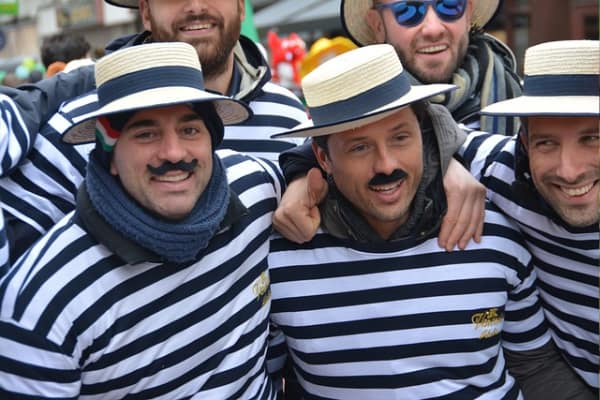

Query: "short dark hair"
<box><xmin>41</xmin><ymin>33</ymin><xmax>91</xmax><ymax>68</ymax></box>
<box><xmin>313</xmin><ymin>100</ymin><xmax>429</xmax><ymax>156</ymax></box>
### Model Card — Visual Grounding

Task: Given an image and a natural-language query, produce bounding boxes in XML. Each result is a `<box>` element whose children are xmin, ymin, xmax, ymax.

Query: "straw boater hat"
<box><xmin>273</xmin><ymin>44</ymin><xmax>456</xmax><ymax>139</ymax></box>
<box><xmin>105</xmin><ymin>0</ymin><xmax>138</xmax><ymax>8</ymax></box>
<box><xmin>481</xmin><ymin>40</ymin><xmax>600</xmax><ymax>117</ymax></box>
<box><xmin>63</xmin><ymin>42</ymin><xmax>250</xmax><ymax>144</ymax></box>
<box><xmin>341</xmin><ymin>0</ymin><xmax>500</xmax><ymax>47</ymax></box>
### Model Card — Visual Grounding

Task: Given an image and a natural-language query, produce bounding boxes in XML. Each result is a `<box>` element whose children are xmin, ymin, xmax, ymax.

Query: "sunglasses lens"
<box><xmin>391</xmin><ymin>2</ymin><xmax>426</xmax><ymax>26</ymax></box>
<box><xmin>390</xmin><ymin>0</ymin><xmax>466</xmax><ymax>27</ymax></box>
<box><xmin>435</xmin><ymin>0</ymin><xmax>466</xmax><ymax>20</ymax></box>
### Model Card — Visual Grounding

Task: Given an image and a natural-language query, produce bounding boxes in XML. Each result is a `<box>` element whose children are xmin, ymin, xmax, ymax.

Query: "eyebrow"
<box><xmin>124</xmin><ymin>112</ymin><xmax>204</xmax><ymax>131</ymax></box>
<box><xmin>579</xmin><ymin>127</ymin><xmax>599</xmax><ymax>134</ymax></box>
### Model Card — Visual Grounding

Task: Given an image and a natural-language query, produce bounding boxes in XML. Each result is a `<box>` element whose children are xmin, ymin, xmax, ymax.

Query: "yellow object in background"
<box><xmin>299</xmin><ymin>36</ymin><xmax>357</xmax><ymax>79</ymax></box>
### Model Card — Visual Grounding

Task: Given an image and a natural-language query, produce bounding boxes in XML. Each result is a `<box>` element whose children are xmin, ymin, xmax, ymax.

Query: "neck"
<box><xmin>204</xmin><ymin>53</ymin><xmax>236</xmax><ymax>95</ymax></box>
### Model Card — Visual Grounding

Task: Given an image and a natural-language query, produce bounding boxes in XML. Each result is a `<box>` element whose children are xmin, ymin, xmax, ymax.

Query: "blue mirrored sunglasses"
<box><xmin>374</xmin><ymin>0</ymin><xmax>467</xmax><ymax>27</ymax></box>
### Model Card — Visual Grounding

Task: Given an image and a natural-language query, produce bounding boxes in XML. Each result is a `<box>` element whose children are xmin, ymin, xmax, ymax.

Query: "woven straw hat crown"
<box><xmin>481</xmin><ymin>40</ymin><xmax>599</xmax><ymax>116</ymax></box>
<box><xmin>523</xmin><ymin>39</ymin><xmax>599</xmax><ymax>77</ymax></box>
<box><xmin>273</xmin><ymin>44</ymin><xmax>455</xmax><ymax>138</ymax></box>
<box><xmin>64</xmin><ymin>41</ymin><xmax>250</xmax><ymax>143</ymax></box>
<box><xmin>341</xmin><ymin>0</ymin><xmax>500</xmax><ymax>47</ymax></box>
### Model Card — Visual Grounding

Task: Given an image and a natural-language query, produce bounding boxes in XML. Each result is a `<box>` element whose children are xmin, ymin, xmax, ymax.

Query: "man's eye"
<box><xmin>182</xmin><ymin>127</ymin><xmax>201</xmax><ymax>136</ymax></box>
<box><xmin>582</xmin><ymin>134</ymin><xmax>599</xmax><ymax>145</ymax></box>
<box><xmin>350</xmin><ymin>144</ymin><xmax>368</xmax><ymax>153</ymax></box>
<box><xmin>134</xmin><ymin>131</ymin><xmax>155</xmax><ymax>140</ymax></box>
<box><xmin>533</xmin><ymin>140</ymin><xmax>556</xmax><ymax>149</ymax></box>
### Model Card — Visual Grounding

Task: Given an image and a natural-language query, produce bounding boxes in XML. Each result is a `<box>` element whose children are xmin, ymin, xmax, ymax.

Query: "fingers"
<box><xmin>273</xmin><ymin>170</ymin><xmax>328</xmax><ymax>243</ymax></box>
<box><xmin>439</xmin><ymin>167</ymin><xmax>487</xmax><ymax>251</ymax></box>
<box><xmin>273</xmin><ymin>207</ymin><xmax>316</xmax><ymax>243</ymax></box>
<box><xmin>455</xmin><ymin>187</ymin><xmax>486</xmax><ymax>250</ymax></box>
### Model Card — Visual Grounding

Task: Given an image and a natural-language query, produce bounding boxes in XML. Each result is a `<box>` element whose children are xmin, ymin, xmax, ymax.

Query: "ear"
<box><xmin>110</xmin><ymin>158</ymin><xmax>118</xmax><ymax>176</ymax></box>
<box><xmin>465</xmin><ymin>0</ymin><xmax>474</xmax><ymax>27</ymax></box>
<box><xmin>139</xmin><ymin>0</ymin><xmax>152</xmax><ymax>32</ymax></box>
<box><xmin>239</xmin><ymin>0</ymin><xmax>246</xmax><ymax>23</ymax></box>
<box><xmin>312</xmin><ymin>140</ymin><xmax>332</xmax><ymax>175</ymax></box>
<box><xmin>366</xmin><ymin>8</ymin><xmax>386</xmax><ymax>43</ymax></box>
<box><xmin>519</xmin><ymin>131</ymin><xmax>529</xmax><ymax>151</ymax></box>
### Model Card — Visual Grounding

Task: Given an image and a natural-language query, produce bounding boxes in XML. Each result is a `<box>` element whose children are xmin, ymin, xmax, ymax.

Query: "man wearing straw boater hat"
<box><xmin>274</xmin><ymin>0</ymin><xmax>518</xmax><ymax>251</ymax></box>
<box><xmin>272</xmin><ymin>0</ymin><xmax>520</xmax><ymax>188</ymax></box>
<box><xmin>0</xmin><ymin>42</ymin><xmax>285</xmax><ymax>398</ymax></box>
<box><xmin>459</xmin><ymin>40</ymin><xmax>599</xmax><ymax>396</ymax></box>
<box><xmin>341</xmin><ymin>0</ymin><xmax>521</xmax><ymax>135</ymax></box>
<box><xmin>266</xmin><ymin>43</ymin><xmax>582</xmax><ymax>400</ymax></box>
<box><xmin>0</xmin><ymin>0</ymin><xmax>308</xmax><ymax>265</ymax></box>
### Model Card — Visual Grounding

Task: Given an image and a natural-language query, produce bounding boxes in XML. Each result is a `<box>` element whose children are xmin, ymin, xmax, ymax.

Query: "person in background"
<box><xmin>0</xmin><ymin>41</ymin><xmax>284</xmax><ymax>399</ymax></box>
<box><xmin>458</xmin><ymin>39</ymin><xmax>599</xmax><ymax>396</ymax></box>
<box><xmin>266</xmin><ymin>43</ymin><xmax>584</xmax><ymax>400</ymax></box>
<box><xmin>0</xmin><ymin>0</ymin><xmax>308</xmax><ymax>263</ymax></box>
<box><xmin>343</xmin><ymin>0</ymin><xmax>521</xmax><ymax>134</ymax></box>
<box><xmin>40</xmin><ymin>32</ymin><xmax>93</xmax><ymax>77</ymax></box>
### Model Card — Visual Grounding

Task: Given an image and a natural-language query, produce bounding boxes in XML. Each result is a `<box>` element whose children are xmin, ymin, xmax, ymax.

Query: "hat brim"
<box><xmin>272</xmin><ymin>83</ymin><xmax>455</xmax><ymax>138</ymax></box>
<box><xmin>105</xmin><ymin>0</ymin><xmax>138</xmax><ymax>9</ymax></box>
<box><xmin>481</xmin><ymin>96</ymin><xmax>600</xmax><ymax>117</ymax></box>
<box><xmin>63</xmin><ymin>87</ymin><xmax>251</xmax><ymax>144</ymax></box>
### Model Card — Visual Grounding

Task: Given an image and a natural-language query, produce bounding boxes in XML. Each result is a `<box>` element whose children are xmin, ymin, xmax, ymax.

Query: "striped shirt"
<box><xmin>0</xmin><ymin>76</ymin><xmax>306</xmax><ymax>261</ymax></box>
<box><xmin>0</xmin><ymin>94</ymin><xmax>37</xmax><ymax>276</ymax></box>
<box><xmin>459</xmin><ymin>131</ymin><xmax>599</xmax><ymax>388</ymax></box>
<box><xmin>268</xmin><ymin>204</ymin><xmax>550</xmax><ymax>399</ymax></box>
<box><xmin>0</xmin><ymin>150</ymin><xmax>283</xmax><ymax>399</ymax></box>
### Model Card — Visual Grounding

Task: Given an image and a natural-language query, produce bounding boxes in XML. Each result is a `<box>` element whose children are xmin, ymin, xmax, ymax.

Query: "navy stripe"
<box><xmin>98</xmin><ymin>66</ymin><xmax>205</xmax><ymax>106</ymax></box>
<box><xmin>308</xmin><ymin>72</ymin><xmax>410</xmax><ymax>125</ymax></box>
<box><xmin>523</xmin><ymin>74</ymin><xmax>599</xmax><ymax>97</ymax></box>
<box><xmin>220</xmin><ymin>138</ymin><xmax>297</xmax><ymax>154</ymax></box>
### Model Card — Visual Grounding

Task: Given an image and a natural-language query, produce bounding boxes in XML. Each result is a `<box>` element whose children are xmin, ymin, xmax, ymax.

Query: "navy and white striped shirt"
<box><xmin>0</xmin><ymin>94</ymin><xmax>37</xmax><ymax>276</ymax></box>
<box><xmin>0</xmin><ymin>150</ymin><xmax>283</xmax><ymax>399</ymax></box>
<box><xmin>268</xmin><ymin>204</ymin><xmax>550</xmax><ymax>399</ymax></box>
<box><xmin>459</xmin><ymin>131</ymin><xmax>599</xmax><ymax>388</ymax></box>
<box><xmin>0</xmin><ymin>76</ymin><xmax>306</xmax><ymax>262</ymax></box>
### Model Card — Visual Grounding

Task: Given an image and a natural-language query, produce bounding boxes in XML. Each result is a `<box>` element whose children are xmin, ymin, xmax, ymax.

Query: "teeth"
<box><xmin>561</xmin><ymin>182</ymin><xmax>594</xmax><ymax>196</ymax></box>
<box><xmin>156</xmin><ymin>173</ymin><xmax>190</xmax><ymax>183</ymax></box>
<box><xmin>183</xmin><ymin>24</ymin><xmax>211</xmax><ymax>31</ymax></box>
<box><xmin>418</xmin><ymin>45</ymin><xmax>447</xmax><ymax>53</ymax></box>
<box><xmin>371</xmin><ymin>183</ymin><xmax>399</xmax><ymax>192</ymax></box>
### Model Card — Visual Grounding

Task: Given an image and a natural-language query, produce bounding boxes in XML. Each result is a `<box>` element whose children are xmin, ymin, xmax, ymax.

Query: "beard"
<box><xmin>146</xmin><ymin>9</ymin><xmax>241</xmax><ymax>81</ymax></box>
<box><xmin>395</xmin><ymin>30</ymin><xmax>469</xmax><ymax>84</ymax></box>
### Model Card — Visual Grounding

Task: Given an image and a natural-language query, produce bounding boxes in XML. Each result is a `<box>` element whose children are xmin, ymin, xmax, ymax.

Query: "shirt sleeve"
<box><xmin>0</xmin><ymin>318</ymin><xmax>81</xmax><ymax>398</ymax></box>
<box><xmin>0</xmin><ymin>65</ymin><xmax>95</xmax><ymax>143</ymax></box>
<box><xmin>502</xmin><ymin>257</ymin><xmax>551</xmax><ymax>352</ymax></box>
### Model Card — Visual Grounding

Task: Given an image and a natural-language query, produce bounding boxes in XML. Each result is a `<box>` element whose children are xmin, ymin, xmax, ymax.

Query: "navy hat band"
<box><xmin>98</xmin><ymin>66</ymin><xmax>205</xmax><ymax>107</ymax></box>
<box><xmin>523</xmin><ymin>74</ymin><xmax>599</xmax><ymax>97</ymax></box>
<box><xmin>308</xmin><ymin>72</ymin><xmax>411</xmax><ymax>125</ymax></box>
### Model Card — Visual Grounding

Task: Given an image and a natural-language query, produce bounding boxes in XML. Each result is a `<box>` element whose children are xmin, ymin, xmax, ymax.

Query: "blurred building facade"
<box><xmin>488</xmin><ymin>0</ymin><xmax>598</xmax><ymax>73</ymax></box>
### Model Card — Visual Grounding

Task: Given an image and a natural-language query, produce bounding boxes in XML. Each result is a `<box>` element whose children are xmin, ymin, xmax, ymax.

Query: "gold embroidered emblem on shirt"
<box><xmin>253</xmin><ymin>271</ymin><xmax>271</xmax><ymax>307</ymax></box>
<box><xmin>471</xmin><ymin>308</ymin><xmax>503</xmax><ymax>339</ymax></box>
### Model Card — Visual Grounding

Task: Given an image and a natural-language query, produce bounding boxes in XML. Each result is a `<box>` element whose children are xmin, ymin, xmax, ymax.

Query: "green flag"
<box><xmin>0</xmin><ymin>0</ymin><xmax>18</xmax><ymax>15</ymax></box>
<box><xmin>241</xmin><ymin>0</ymin><xmax>259</xmax><ymax>42</ymax></box>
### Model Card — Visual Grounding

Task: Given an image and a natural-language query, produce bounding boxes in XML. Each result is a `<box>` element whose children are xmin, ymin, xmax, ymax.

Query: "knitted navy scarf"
<box><xmin>85</xmin><ymin>151</ymin><xmax>229</xmax><ymax>263</ymax></box>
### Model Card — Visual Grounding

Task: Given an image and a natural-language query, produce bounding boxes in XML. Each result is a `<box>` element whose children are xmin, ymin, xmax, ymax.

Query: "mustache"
<box><xmin>368</xmin><ymin>169</ymin><xmax>408</xmax><ymax>186</ymax></box>
<box><xmin>147</xmin><ymin>159</ymin><xmax>198</xmax><ymax>176</ymax></box>
<box><xmin>181</xmin><ymin>14</ymin><xmax>221</xmax><ymax>27</ymax></box>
